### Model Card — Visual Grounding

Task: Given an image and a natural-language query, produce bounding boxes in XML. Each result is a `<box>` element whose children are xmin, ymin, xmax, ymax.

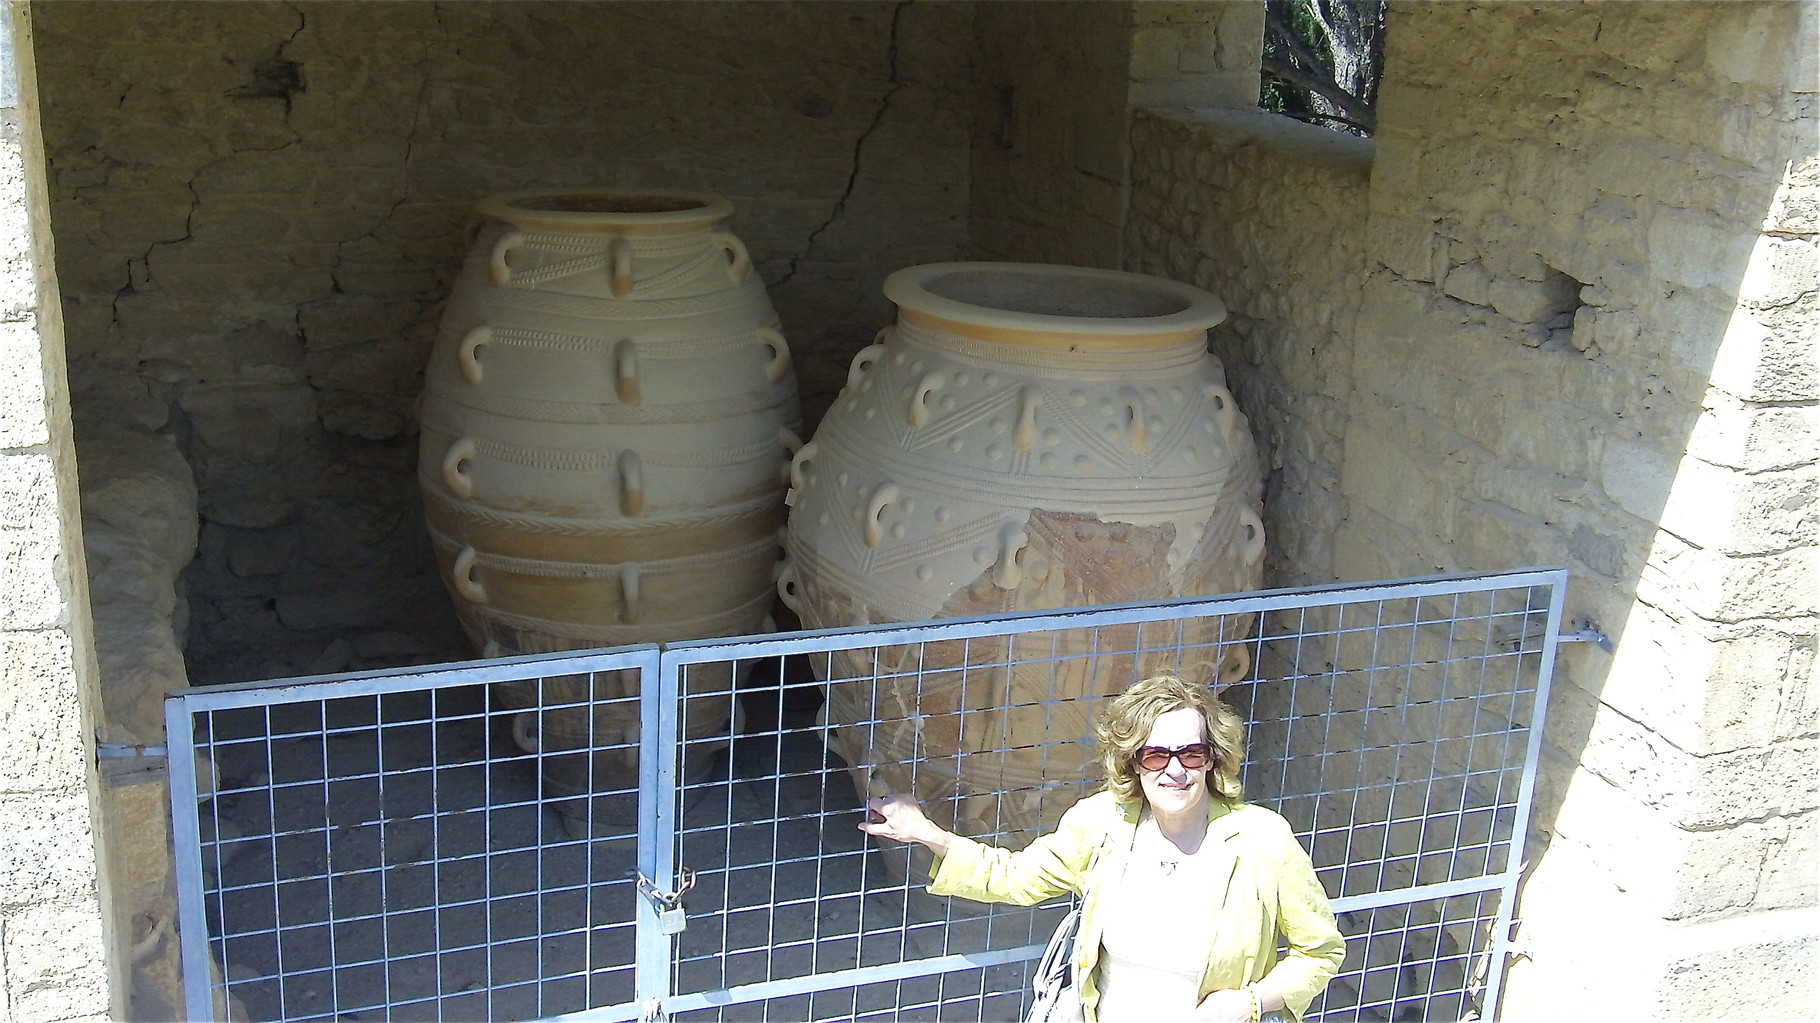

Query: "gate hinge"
<box><xmin>1556</xmin><ymin>619</ymin><xmax>1613</xmax><ymax>653</ymax></box>
<box><xmin>1505</xmin><ymin>915</ymin><xmax>1531</xmax><ymax>963</ymax></box>
<box><xmin>96</xmin><ymin>740</ymin><xmax>167</xmax><ymax>760</ymax></box>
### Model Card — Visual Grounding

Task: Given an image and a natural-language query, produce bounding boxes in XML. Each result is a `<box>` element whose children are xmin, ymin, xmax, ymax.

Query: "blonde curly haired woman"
<box><xmin>860</xmin><ymin>675</ymin><xmax>1344</xmax><ymax>1022</ymax></box>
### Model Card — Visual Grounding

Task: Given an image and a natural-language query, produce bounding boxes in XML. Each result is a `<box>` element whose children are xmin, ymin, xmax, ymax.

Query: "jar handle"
<box><xmin>1205</xmin><ymin>384</ymin><xmax>1240</xmax><ymax>443</ymax></box>
<box><xmin>458</xmin><ymin>326</ymin><xmax>491</xmax><ymax>386</ymax></box>
<box><xmin>441</xmin><ymin>437</ymin><xmax>476</xmax><ymax>499</ymax></box>
<box><xmin>756</xmin><ymin>326</ymin><xmax>792</xmax><ymax>383</ymax></box>
<box><xmin>1218</xmin><ymin>645</ymin><xmax>1252</xmax><ymax>688</ymax></box>
<box><xmin>778</xmin><ymin>428</ymin><xmax>803</xmax><ymax>487</ymax></box>
<box><xmin>610</xmin><ymin>236</ymin><xmax>635</xmax><ymax>298</ymax></box>
<box><xmin>1015</xmin><ymin>386</ymin><xmax>1040</xmax><ymax>451</ymax></box>
<box><xmin>510</xmin><ymin>712</ymin><xmax>539</xmax><ymax>753</ymax></box>
<box><xmin>618</xmin><ymin>450</ymin><xmax>644</xmax><ymax>517</ymax></box>
<box><xmin>615</xmin><ymin>338</ymin><xmax>642</xmax><ymax>405</ymax></box>
<box><xmin>1238</xmin><ymin>506</ymin><xmax>1266</xmax><ymax>566</ymax></box>
<box><xmin>490</xmin><ymin>231</ymin><xmax>525</xmax><ymax>285</ymax></box>
<box><xmin>619</xmin><ymin>563</ymin><xmax>642</xmax><ymax>624</ymax></box>
<box><xmin>847</xmin><ymin>343</ymin><xmax>887</xmax><ymax>390</ymax></box>
<box><xmin>452</xmin><ymin>545</ymin><xmax>489</xmax><ymax>604</ymax></box>
<box><xmin>1121</xmin><ymin>387</ymin><xmax>1147</xmax><ymax>454</ymax></box>
<box><xmin>776</xmin><ymin>560</ymin><xmax>803</xmax><ymax>613</ymax></box>
<box><xmin>712</xmin><ymin>232</ymin><xmax>751</xmax><ymax>282</ymax></box>
<box><xmin>789</xmin><ymin>440</ymin><xmax>818</xmax><ymax>493</ymax></box>
<box><xmin>863</xmin><ymin>482</ymin><xmax>900</xmax><ymax>549</ymax></box>
<box><xmin>992</xmin><ymin>522</ymin><xmax>1029</xmax><ymax>590</ymax></box>
<box><xmin>908</xmin><ymin>372</ymin><xmax>944</xmax><ymax>428</ymax></box>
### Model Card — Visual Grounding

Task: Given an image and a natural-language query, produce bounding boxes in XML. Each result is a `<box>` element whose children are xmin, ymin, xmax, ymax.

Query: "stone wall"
<box><xmin>1110</xmin><ymin>1</ymin><xmax>1818</xmax><ymax>1017</ymax></box>
<box><xmin>0</xmin><ymin>4</ymin><xmax>115</xmax><ymax>1019</ymax></box>
<box><xmin>969</xmin><ymin>1</ymin><xmax>1133</xmax><ymax>266</ymax></box>
<box><xmin>1361</xmin><ymin>4</ymin><xmax>1815</xmax><ymax>1017</ymax></box>
<box><xmin>32</xmin><ymin>0</ymin><xmax>973</xmax><ymax>685</ymax></box>
<box><xmin>969</xmin><ymin>1</ymin><xmax>1265</xmax><ymax>267</ymax></box>
<box><xmin>1128</xmin><ymin>0</ymin><xmax>1264</xmax><ymax>110</ymax></box>
<box><xmin>1126</xmin><ymin>107</ymin><xmax>1370</xmax><ymax>585</ymax></box>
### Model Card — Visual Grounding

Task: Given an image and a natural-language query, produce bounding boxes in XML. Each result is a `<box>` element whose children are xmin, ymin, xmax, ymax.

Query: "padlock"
<box><xmin>659</xmin><ymin>903</ymin><xmax>688</xmax><ymax>935</ymax></box>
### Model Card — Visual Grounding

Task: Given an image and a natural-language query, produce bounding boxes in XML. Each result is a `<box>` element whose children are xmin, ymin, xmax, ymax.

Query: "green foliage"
<box><xmin>1260</xmin><ymin>0</ymin><xmax>1386</xmax><ymax>136</ymax></box>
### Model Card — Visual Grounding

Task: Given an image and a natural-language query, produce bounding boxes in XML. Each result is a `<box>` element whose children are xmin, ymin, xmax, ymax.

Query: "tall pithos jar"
<box><xmin>420</xmin><ymin>188</ymin><xmax>800</xmax><ymax>824</ymax></box>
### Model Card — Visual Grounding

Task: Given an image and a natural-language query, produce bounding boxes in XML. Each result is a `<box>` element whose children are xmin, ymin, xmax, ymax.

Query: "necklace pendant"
<box><xmin>1159</xmin><ymin>859</ymin><xmax>1179</xmax><ymax>876</ymax></box>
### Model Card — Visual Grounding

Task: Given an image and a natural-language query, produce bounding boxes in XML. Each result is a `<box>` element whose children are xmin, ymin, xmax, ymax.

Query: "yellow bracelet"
<box><xmin>1246</xmin><ymin>985</ymin><xmax>1261</xmax><ymax>1023</ymax></box>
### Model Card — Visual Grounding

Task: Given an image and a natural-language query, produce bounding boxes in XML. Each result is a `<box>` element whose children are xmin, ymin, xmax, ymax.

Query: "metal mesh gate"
<box><xmin>167</xmin><ymin>569</ymin><xmax>1565</xmax><ymax>1021</ymax></box>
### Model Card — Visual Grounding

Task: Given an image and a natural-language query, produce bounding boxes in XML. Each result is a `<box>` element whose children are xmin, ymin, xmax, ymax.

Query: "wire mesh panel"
<box><xmin>167</xmin><ymin>647</ymin><xmax>663</xmax><ymax>1022</ymax></box>
<box><xmin>1230</xmin><ymin>580</ymin><xmax>1559</xmax><ymax>1018</ymax></box>
<box><xmin>650</xmin><ymin>569</ymin><xmax>1563</xmax><ymax>1022</ymax></box>
<box><xmin>657</xmin><ymin>634</ymin><xmax>1084</xmax><ymax>1023</ymax></box>
<box><xmin>169</xmin><ymin>570</ymin><xmax>1563</xmax><ymax>1022</ymax></box>
<box><xmin>1313</xmin><ymin>891</ymin><xmax>1504</xmax><ymax>1022</ymax></box>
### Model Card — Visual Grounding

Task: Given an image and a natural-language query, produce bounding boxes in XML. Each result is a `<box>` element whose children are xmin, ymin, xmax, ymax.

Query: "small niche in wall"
<box><xmin>1534</xmin><ymin>264</ymin><xmax>1590</xmax><ymax>354</ymax></box>
<box><xmin>1440</xmin><ymin>254</ymin><xmax>1597</xmax><ymax>357</ymax></box>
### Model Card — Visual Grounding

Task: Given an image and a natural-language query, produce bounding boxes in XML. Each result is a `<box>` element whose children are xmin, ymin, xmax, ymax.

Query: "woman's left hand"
<box><xmin>1193</xmin><ymin>988</ymin><xmax>1256</xmax><ymax>1022</ymax></box>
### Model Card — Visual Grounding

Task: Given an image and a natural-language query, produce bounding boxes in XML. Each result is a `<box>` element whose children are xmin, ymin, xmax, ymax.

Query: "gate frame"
<box><xmin>167</xmin><ymin>568</ymin><xmax>1567</xmax><ymax>1022</ymax></box>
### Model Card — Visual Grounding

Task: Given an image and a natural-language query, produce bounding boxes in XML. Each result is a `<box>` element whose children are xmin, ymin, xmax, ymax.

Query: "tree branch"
<box><xmin>1265</xmin><ymin>8</ymin><xmax>1333</xmax><ymax>82</ymax></box>
<box><xmin>1262</xmin><ymin>9</ymin><xmax>1377</xmax><ymax>132</ymax></box>
<box><xmin>1266</xmin><ymin>98</ymin><xmax>1374</xmax><ymax>134</ymax></box>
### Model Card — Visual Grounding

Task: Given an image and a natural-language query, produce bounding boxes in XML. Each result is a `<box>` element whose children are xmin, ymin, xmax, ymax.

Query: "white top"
<box><xmin>1094</xmin><ymin>822</ymin><xmax>1223</xmax><ymax>1022</ymax></box>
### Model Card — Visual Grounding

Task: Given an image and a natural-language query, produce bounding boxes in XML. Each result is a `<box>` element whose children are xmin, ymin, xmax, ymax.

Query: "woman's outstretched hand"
<box><xmin>857</xmin><ymin>793</ymin><xmax>953</xmax><ymax>858</ymax></box>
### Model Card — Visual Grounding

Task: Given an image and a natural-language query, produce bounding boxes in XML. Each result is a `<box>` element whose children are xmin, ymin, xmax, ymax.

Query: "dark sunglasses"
<box><xmin>1133</xmin><ymin>743</ymin><xmax>1212</xmax><ymax>772</ymax></box>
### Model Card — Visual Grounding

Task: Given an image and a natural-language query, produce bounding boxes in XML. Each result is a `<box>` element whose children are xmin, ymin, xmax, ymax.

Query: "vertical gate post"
<box><xmin>634</xmin><ymin>648</ymin><xmax>679</xmax><ymax>1018</ymax></box>
<box><xmin>1482</xmin><ymin>569</ymin><xmax>1567</xmax><ymax>1016</ymax></box>
<box><xmin>164</xmin><ymin>693</ymin><xmax>212</xmax><ymax>1021</ymax></box>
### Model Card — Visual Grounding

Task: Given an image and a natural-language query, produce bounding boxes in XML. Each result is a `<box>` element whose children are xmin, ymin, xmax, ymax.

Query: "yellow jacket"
<box><xmin>928</xmin><ymin>791</ymin><xmax>1346</xmax><ymax>1021</ymax></box>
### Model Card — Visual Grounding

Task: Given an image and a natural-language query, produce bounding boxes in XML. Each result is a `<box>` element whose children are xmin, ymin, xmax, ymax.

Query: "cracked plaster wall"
<box><xmin>32</xmin><ymin>0</ymin><xmax>972</xmax><ymax>686</ymax></box>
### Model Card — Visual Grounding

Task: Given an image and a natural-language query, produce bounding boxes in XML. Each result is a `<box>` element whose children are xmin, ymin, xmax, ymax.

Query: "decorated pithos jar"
<box><xmin>419</xmin><ymin>188</ymin><xmax>800</xmax><ymax>823</ymax></box>
<box><xmin>779</xmin><ymin>262</ymin><xmax>1263</xmax><ymax>863</ymax></box>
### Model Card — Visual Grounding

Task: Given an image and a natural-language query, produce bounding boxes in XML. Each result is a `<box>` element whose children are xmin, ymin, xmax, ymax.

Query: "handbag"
<box><xmin>1026</xmin><ymin>905</ymin><xmax>1083</xmax><ymax>1023</ymax></box>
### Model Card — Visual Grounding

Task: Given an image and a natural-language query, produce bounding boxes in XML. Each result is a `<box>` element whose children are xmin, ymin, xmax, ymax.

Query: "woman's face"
<box><xmin>1136</xmin><ymin>705</ymin><xmax>1211</xmax><ymax>819</ymax></box>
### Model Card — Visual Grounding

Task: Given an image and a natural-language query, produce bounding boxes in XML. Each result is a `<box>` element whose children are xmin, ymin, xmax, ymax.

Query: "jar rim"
<box><xmin>475</xmin><ymin>188</ymin><xmax>734</xmax><ymax>233</ymax></box>
<box><xmin>883</xmin><ymin>262</ymin><xmax>1226</xmax><ymax>337</ymax></box>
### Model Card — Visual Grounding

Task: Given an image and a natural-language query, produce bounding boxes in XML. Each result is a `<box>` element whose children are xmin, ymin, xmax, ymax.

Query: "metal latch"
<box><xmin>633</xmin><ymin>867</ymin><xmax>696</xmax><ymax>935</ymax></box>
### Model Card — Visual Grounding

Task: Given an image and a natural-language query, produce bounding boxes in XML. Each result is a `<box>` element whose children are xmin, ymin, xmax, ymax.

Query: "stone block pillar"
<box><xmin>0</xmin><ymin>3</ymin><xmax>117</xmax><ymax>1019</ymax></box>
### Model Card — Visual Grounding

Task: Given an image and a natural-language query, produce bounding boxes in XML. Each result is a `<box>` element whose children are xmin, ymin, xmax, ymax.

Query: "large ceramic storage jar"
<box><xmin>779</xmin><ymin>262</ymin><xmax>1263</xmax><ymax>858</ymax></box>
<box><xmin>419</xmin><ymin>188</ymin><xmax>801</xmax><ymax>822</ymax></box>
